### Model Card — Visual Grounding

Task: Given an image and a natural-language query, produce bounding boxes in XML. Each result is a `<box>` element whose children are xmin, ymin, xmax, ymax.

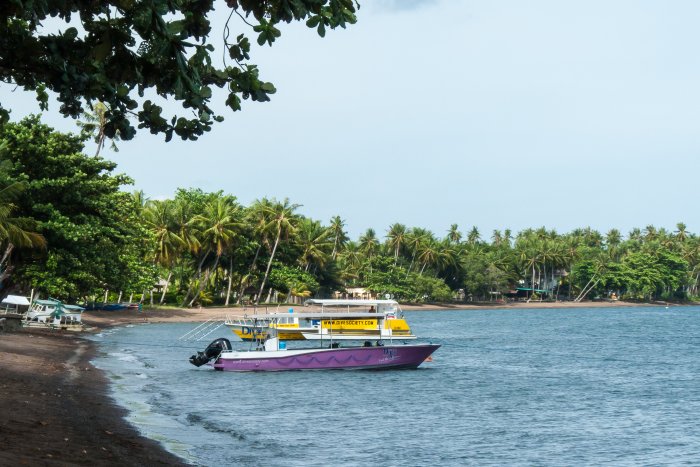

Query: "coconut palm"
<box><xmin>77</xmin><ymin>101</ymin><xmax>122</xmax><ymax>157</ymax></box>
<box><xmin>186</xmin><ymin>197</ymin><xmax>242</xmax><ymax>307</ymax></box>
<box><xmin>467</xmin><ymin>226</ymin><xmax>481</xmax><ymax>245</ymax></box>
<box><xmin>359</xmin><ymin>228</ymin><xmax>380</xmax><ymax>263</ymax></box>
<box><xmin>328</xmin><ymin>215</ymin><xmax>348</xmax><ymax>260</ymax></box>
<box><xmin>405</xmin><ymin>227</ymin><xmax>431</xmax><ymax>273</ymax></box>
<box><xmin>446</xmin><ymin>224</ymin><xmax>462</xmax><ymax>244</ymax></box>
<box><xmin>386</xmin><ymin>223</ymin><xmax>407</xmax><ymax>265</ymax></box>
<box><xmin>0</xmin><ymin>172</ymin><xmax>46</xmax><ymax>285</ymax></box>
<box><xmin>338</xmin><ymin>240</ymin><xmax>362</xmax><ymax>284</ymax></box>
<box><xmin>256</xmin><ymin>198</ymin><xmax>300</xmax><ymax>304</ymax></box>
<box><xmin>142</xmin><ymin>199</ymin><xmax>186</xmax><ymax>303</ymax></box>
<box><xmin>491</xmin><ymin>229</ymin><xmax>503</xmax><ymax>246</ymax></box>
<box><xmin>297</xmin><ymin>218</ymin><xmax>332</xmax><ymax>272</ymax></box>
<box><xmin>676</xmin><ymin>222</ymin><xmax>689</xmax><ymax>243</ymax></box>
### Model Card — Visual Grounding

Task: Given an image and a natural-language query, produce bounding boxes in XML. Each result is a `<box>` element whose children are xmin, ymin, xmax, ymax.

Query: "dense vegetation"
<box><xmin>1</xmin><ymin>117</ymin><xmax>699</xmax><ymax>306</ymax></box>
<box><xmin>0</xmin><ymin>0</ymin><xmax>357</xmax><ymax>140</ymax></box>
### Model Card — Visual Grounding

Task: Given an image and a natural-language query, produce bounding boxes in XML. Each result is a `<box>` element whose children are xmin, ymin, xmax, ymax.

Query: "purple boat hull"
<box><xmin>212</xmin><ymin>344</ymin><xmax>440</xmax><ymax>372</ymax></box>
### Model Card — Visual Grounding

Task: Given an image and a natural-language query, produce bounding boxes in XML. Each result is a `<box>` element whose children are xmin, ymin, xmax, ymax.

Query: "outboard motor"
<box><xmin>189</xmin><ymin>338</ymin><xmax>232</xmax><ymax>367</ymax></box>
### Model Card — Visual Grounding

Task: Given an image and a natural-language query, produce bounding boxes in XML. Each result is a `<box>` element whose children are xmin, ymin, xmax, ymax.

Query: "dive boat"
<box><xmin>191</xmin><ymin>311</ymin><xmax>439</xmax><ymax>372</ymax></box>
<box><xmin>224</xmin><ymin>299</ymin><xmax>416</xmax><ymax>341</ymax></box>
<box><xmin>299</xmin><ymin>299</ymin><xmax>415</xmax><ymax>340</ymax></box>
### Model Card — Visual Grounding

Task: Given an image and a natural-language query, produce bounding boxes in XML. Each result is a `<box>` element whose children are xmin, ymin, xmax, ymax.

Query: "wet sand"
<box><xmin>0</xmin><ymin>329</ymin><xmax>187</xmax><ymax>466</ymax></box>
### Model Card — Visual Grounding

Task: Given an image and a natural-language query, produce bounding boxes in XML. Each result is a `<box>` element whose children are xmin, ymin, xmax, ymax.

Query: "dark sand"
<box><xmin>0</xmin><ymin>328</ymin><xmax>187</xmax><ymax>466</ymax></box>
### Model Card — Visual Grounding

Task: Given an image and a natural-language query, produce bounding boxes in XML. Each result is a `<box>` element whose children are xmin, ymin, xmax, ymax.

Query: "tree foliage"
<box><xmin>2</xmin><ymin>116</ymin><xmax>699</xmax><ymax>305</ymax></box>
<box><xmin>0</xmin><ymin>0</ymin><xmax>357</xmax><ymax>141</ymax></box>
<box><xmin>0</xmin><ymin>116</ymin><xmax>155</xmax><ymax>298</ymax></box>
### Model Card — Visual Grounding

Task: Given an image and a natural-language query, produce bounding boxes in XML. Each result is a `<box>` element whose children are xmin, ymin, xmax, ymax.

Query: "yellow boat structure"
<box><xmin>224</xmin><ymin>299</ymin><xmax>416</xmax><ymax>342</ymax></box>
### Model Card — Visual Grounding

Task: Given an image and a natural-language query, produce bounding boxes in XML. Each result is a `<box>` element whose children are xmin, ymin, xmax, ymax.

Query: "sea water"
<box><xmin>91</xmin><ymin>306</ymin><xmax>700</xmax><ymax>466</ymax></box>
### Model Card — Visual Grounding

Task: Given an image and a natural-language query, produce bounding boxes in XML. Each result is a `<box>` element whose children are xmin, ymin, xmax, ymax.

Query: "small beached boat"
<box><xmin>24</xmin><ymin>298</ymin><xmax>84</xmax><ymax>330</ymax></box>
<box><xmin>191</xmin><ymin>310</ymin><xmax>439</xmax><ymax>372</ymax></box>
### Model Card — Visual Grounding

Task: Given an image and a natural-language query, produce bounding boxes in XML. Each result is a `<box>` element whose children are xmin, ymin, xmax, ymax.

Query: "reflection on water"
<box><xmin>92</xmin><ymin>306</ymin><xmax>700</xmax><ymax>466</ymax></box>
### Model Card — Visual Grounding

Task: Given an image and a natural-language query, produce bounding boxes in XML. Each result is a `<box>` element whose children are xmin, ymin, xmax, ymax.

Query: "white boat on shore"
<box><xmin>24</xmin><ymin>298</ymin><xmax>85</xmax><ymax>330</ymax></box>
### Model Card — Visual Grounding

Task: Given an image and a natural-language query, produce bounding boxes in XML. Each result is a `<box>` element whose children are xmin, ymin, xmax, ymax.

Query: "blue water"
<box><xmin>91</xmin><ymin>306</ymin><xmax>700</xmax><ymax>466</ymax></box>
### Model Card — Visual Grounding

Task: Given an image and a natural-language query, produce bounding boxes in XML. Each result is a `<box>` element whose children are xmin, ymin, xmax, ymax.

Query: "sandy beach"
<box><xmin>0</xmin><ymin>329</ymin><xmax>187</xmax><ymax>466</ymax></box>
<box><xmin>80</xmin><ymin>299</ymin><xmax>671</xmax><ymax>328</ymax></box>
<box><xmin>0</xmin><ymin>299</ymin><xmax>687</xmax><ymax>465</ymax></box>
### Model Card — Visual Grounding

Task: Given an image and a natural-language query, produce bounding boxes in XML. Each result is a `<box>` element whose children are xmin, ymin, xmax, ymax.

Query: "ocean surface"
<box><xmin>91</xmin><ymin>306</ymin><xmax>700</xmax><ymax>466</ymax></box>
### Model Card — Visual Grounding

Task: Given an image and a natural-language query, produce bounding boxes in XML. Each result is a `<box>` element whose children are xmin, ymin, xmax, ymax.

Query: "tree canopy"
<box><xmin>0</xmin><ymin>0</ymin><xmax>357</xmax><ymax>141</ymax></box>
<box><xmin>0</xmin><ymin>115</ymin><xmax>155</xmax><ymax>298</ymax></box>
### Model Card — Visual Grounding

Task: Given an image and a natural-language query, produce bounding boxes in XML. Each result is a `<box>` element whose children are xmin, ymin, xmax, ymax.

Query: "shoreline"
<box><xmin>0</xmin><ymin>328</ymin><xmax>187</xmax><ymax>466</ymax></box>
<box><xmin>1</xmin><ymin>299</ymin><xmax>693</xmax><ymax>465</ymax></box>
<box><xmin>81</xmin><ymin>299</ymin><xmax>693</xmax><ymax>328</ymax></box>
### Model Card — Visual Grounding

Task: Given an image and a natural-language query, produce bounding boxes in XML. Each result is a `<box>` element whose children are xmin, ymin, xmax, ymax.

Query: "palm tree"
<box><xmin>676</xmin><ymin>222</ymin><xmax>689</xmax><ymax>243</ymax></box>
<box><xmin>386</xmin><ymin>223</ymin><xmax>407</xmax><ymax>265</ymax></box>
<box><xmin>256</xmin><ymin>198</ymin><xmax>300</xmax><ymax>304</ymax></box>
<box><xmin>405</xmin><ymin>227</ymin><xmax>431</xmax><ymax>274</ymax></box>
<box><xmin>186</xmin><ymin>197</ymin><xmax>242</xmax><ymax>307</ymax></box>
<box><xmin>467</xmin><ymin>226</ymin><xmax>481</xmax><ymax>245</ymax></box>
<box><xmin>297</xmin><ymin>218</ymin><xmax>332</xmax><ymax>272</ymax></box>
<box><xmin>142</xmin><ymin>199</ymin><xmax>185</xmax><ymax>303</ymax></box>
<box><xmin>503</xmin><ymin>229</ymin><xmax>513</xmax><ymax>247</ymax></box>
<box><xmin>644</xmin><ymin>225</ymin><xmax>658</xmax><ymax>242</ymax></box>
<box><xmin>0</xmin><ymin>172</ymin><xmax>46</xmax><ymax>285</ymax></box>
<box><xmin>359</xmin><ymin>228</ymin><xmax>380</xmax><ymax>263</ymax></box>
<box><xmin>446</xmin><ymin>224</ymin><xmax>462</xmax><ymax>244</ymax></box>
<box><xmin>77</xmin><ymin>101</ymin><xmax>122</xmax><ymax>157</ymax></box>
<box><xmin>235</xmin><ymin>198</ymin><xmax>274</xmax><ymax>304</ymax></box>
<box><xmin>491</xmin><ymin>230</ymin><xmax>503</xmax><ymax>246</ymax></box>
<box><xmin>338</xmin><ymin>241</ymin><xmax>362</xmax><ymax>284</ymax></box>
<box><xmin>328</xmin><ymin>215</ymin><xmax>348</xmax><ymax>260</ymax></box>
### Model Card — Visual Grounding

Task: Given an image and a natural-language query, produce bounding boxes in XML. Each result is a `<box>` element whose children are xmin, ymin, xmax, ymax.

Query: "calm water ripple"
<box><xmin>91</xmin><ymin>306</ymin><xmax>700</xmax><ymax>466</ymax></box>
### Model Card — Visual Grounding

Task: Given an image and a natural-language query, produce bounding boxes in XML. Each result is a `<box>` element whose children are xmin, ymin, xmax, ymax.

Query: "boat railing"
<box><xmin>178</xmin><ymin>318</ymin><xmax>225</xmax><ymax>342</ymax></box>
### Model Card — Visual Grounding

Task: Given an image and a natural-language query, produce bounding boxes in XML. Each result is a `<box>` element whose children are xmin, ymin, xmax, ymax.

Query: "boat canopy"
<box><xmin>261</xmin><ymin>311</ymin><xmax>389</xmax><ymax>319</ymax></box>
<box><xmin>32</xmin><ymin>299</ymin><xmax>85</xmax><ymax>311</ymax></box>
<box><xmin>305</xmin><ymin>299</ymin><xmax>398</xmax><ymax>307</ymax></box>
<box><xmin>1</xmin><ymin>295</ymin><xmax>31</xmax><ymax>306</ymax></box>
<box><xmin>33</xmin><ymin>299</ymin><xmax>61</xmax><ymax>306</ymax></box>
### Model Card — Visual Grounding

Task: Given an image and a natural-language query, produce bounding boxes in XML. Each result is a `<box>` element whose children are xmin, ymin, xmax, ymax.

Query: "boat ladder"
<box><xmin>178</xmin><ymin>318</ymin><xmax>225</xmax><ymax>342</ymax></box>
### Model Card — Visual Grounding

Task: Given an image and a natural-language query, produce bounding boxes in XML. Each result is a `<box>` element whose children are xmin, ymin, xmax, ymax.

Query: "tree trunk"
<box><xmin>188</xmin><ymin>254</ymin><xmax>221</xmax><ymax>308</ymax></box>
<box><xmin>182</xmin><ymin>248</ymin><xmax>212</xmax><ymax>306</ymax></box>
<box><xmin>238</xmin><ymin>244</ymin><xmax>262</xmax><ymax>304</ymax></box>
<box><xmin>0</xmin><ymin>243</ymin><xmax>15</xmax><ymax>285</ymax></box>
<box><xmin>224</xmin><ymin>258</ymin><xmax>233</xmax><ymax>306</ymax></box>
<box><xmin>256</xmin><ymin>226</ymin><xmax>281</xmax><ymax>305</ymax></box>
<box><xmin>576</xmin><ymin>278</ymin><xmax>601</xmax><ymax>302</ymax></box>
<box><xmin>159</xmin><ymin>271</ymin><xmax>173</xmax><ymax>304</ymax></box>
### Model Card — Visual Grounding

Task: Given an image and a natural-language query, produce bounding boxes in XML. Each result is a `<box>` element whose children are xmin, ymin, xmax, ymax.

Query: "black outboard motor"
<box><xmin>189</xmin><ymin>338</ymin><xmax>232</xmax><ymax>367</ymax></box>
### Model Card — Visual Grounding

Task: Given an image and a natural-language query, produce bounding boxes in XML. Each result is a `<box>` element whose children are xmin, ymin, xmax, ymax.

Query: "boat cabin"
<box><xmin>27</xmin><ymin>299</ymin><xmax>84</xmax><ymax>327</ymax></box>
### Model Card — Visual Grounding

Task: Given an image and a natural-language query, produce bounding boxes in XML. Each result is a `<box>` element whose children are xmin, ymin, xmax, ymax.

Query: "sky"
<box><xmin>3</xmin><ymin>0</ymin><xmax>700</xmax><ymax>240</ymax></box>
